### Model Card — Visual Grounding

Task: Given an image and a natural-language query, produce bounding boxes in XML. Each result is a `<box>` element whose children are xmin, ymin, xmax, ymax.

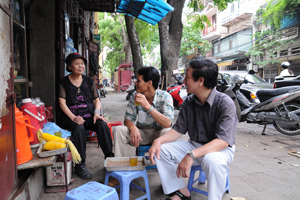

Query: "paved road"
<box><xmin>40</xmin><ymin>88</ymin><xmax>300</xmax><ymax>200</ymax></box>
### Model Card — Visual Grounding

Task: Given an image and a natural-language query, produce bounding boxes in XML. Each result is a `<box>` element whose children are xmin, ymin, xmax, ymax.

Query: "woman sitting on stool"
<box><xmin>58</xmin><ymin>53</ymin><xmax>113</xmax><ymax>180</ymax></box>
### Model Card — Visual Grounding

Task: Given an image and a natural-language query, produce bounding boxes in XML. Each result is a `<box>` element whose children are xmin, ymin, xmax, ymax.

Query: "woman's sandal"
<box><xmin>165</xmin><ymin>190</ymin><xmax>191</xmax><ymax>200</ymax></box>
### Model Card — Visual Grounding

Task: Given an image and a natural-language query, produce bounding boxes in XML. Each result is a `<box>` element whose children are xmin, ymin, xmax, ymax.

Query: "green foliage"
<box><xmin>188</xmin><ymin>0</ymin><xmax>235</xmax><ymax>11</ymax></box>
<box><xmin>260</xmin><ymin>0</ymin><xmax>300</xmax><ymax>30</ymax></box>
<box><xmin>134</xmin><ymin>20</ymin><xmax>159</xmax><ymax>56</ymax></box>
<box><xmin>98</xmin><ymin>13</ymin><xmax>124</xmax><ymax>75</ymax></box>
<box><xmin>245</xmin><ymin>29</ymin><xmax>294</xmax><ymax>66</ymax></box>
<box><xmin>187</xmin><ymin>0</ymin><xmax>235</xmax><ymax>31</ymax></box>
<box><xmin>180</xmin><ymin>21</ymin><xmax>212</xmax><ymax>57</ymax></box>
<box><xmin>98</xmin><ymin>13</ymin><xmax>160</xmax><ymax>75</ymax></box>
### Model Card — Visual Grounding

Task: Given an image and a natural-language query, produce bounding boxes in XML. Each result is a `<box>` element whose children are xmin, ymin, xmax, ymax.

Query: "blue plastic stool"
<box><xmin>104</xmin><ymin>169</ymin><xmax>151</xmax><ymax>200</ymax></box>
<box><xmin>136</xmin><ymin>145</ymin><xmax>156</xmax><ymax>170</ymax></box>
<box><xmin>187</xmin><ymin>165</ymin><xmax>230</xmax><ymax>196</ymax></box>
<box><xmin>64</xmin><ymin>181</ymin><xmax>118</xmax><ymax>200</ymax></box>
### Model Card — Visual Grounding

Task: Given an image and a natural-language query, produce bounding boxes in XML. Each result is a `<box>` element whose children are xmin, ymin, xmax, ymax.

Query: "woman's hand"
<box><xmin>93</xmin><ymin>113</ymin><xmax>106</xmax><ymax>124</ymax></box>
<box><xmin>73</xmin><ymin>116</ymin><xmax>85</xmax><ymax>125</ymax></box>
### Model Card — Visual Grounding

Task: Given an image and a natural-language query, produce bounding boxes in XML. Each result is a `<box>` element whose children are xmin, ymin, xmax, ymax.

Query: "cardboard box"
<box><xmin>46</xmin><ymin>152</ymin><xmax>72</xmax><ymax>186</ymax></box>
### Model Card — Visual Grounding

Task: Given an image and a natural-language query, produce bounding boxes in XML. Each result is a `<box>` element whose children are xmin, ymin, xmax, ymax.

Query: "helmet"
<box><xmin>281</xmin><ymin>62</ymin><xmax>290</xmax><ymax>69</ymax></box>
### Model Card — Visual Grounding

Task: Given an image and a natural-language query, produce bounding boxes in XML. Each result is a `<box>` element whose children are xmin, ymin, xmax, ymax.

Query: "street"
<box><xmin>40</xmin><ymin>88</ymin><xmax>300</xmax><ymax>200</ymax></box>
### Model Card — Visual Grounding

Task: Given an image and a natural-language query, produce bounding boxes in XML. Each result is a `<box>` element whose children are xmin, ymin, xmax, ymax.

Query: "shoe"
<box><xmin>105</xmin><ymin>153</ymin><xmax>114</xmax><ymax>159</ymax></box>
<box><xmin>165</xmin><ymin>190</ymin><xmax>191</xmax><ymax>200</ymax></box>
<box><xmin>75</xmin><ymin>164</ymin><xmax>92</xmax><ymax>180</ymax></box>
<box><xmin>108</xmin><ymin>177</ymin><xmax>120</xmax><ymax>187</ymax></box>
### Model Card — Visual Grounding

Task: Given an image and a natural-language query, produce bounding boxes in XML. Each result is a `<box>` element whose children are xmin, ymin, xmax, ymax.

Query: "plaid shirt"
<box><xmin>124</xmin><ymin>90</ymin><xmax>174</xmax><ymax>129</ymax></box>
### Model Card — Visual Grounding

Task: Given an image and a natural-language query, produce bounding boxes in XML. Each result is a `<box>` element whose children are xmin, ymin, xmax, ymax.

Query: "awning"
<box><xmin>117</xmin><ymin>0</ymin><xmax>174</xmax><ymax>25</ymax></box>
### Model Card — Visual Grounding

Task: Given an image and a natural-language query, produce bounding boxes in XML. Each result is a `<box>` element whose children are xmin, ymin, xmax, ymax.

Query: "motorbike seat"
<box><xmin>257</xmin><ymin>86</ymin><xmax>300</xmax><ymax>102</ymax></box>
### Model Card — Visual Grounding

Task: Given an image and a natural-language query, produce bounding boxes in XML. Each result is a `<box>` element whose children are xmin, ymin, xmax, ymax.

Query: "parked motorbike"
<box><xmin>167</xmin><ymin>74</ymin><xmax>187</xmax><ymax>110</ymax></box>
<box><xmin>220</xmin><ymin>74</ymin><xmax>300</xmax><ymax>136</ymax></box>
<box><xmin>99</xmin><ymin>84</ymin><xmax>107</xmax><ymax>98</ymax></box>
<box><xmin>126</xmin><ymin>83</ymin><xmax>135</xmax><ymax>100</ymax></box>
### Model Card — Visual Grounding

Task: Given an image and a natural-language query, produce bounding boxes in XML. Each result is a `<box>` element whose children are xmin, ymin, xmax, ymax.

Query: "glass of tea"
<box><xmin>130</xmin><ymin>156</ymin><xmax>138</xmax><ymax>166</ymax></box>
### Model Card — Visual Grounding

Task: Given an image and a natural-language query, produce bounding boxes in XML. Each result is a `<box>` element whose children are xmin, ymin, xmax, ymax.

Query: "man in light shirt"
<box><xmin>113</xmin><ymin>66</ymin><xmax>174</xmax><ymax>157</ymax></box>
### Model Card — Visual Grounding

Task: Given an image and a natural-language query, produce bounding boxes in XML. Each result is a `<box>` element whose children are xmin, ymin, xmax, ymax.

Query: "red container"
<box><xmin>35</xmin><ymin>98</ymin><xmax>47</xmax><ymax>125</ymax></box>
<box><xmin>20</xmin><ymin>98</ymin><xmax>43</xmax><ymax>148</ymax></box>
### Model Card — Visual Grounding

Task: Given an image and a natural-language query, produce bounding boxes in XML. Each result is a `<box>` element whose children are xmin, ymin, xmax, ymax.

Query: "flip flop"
<box><xmin>165</xmin><ymin>190</ymin><xmax>191</xmax><ymax>200</ymax></box>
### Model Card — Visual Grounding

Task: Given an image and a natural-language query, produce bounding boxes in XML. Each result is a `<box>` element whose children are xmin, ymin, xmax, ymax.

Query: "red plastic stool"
<box><xmin>107</xmin><ymin>121</ymin><xmax>123</xmax><ymax>140</ymax></box>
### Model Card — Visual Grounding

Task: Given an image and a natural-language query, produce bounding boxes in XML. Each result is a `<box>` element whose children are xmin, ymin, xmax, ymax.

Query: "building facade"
<box><xmin>0</xmin><ymin>0</ymin><xmax>116</xmax><ymax>199</ymax></box>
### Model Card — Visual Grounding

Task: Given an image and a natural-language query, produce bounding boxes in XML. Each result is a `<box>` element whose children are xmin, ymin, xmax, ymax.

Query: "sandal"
<box><xmin>165</xmin><ymin>190</ymin><xmax>191</xmax><ymax>200</ymax></box>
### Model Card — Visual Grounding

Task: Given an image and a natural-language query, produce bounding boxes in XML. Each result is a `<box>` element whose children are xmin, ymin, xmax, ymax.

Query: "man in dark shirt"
<box><xmin>149</xmin><ymin>59</ymin><xmax>237</xmax><ymax>200</ymax></box>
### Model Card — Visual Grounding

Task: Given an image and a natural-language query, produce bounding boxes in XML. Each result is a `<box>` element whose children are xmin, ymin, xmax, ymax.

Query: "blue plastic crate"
<box><xmin>64</xmin><ymin>181</ymin><xmax>118</xmax><ymax>200</ymax></box>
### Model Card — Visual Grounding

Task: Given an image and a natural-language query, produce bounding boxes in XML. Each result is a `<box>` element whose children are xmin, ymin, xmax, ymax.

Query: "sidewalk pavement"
<box><xmin>39</xmin><ymin>90</ymin><xmax>300</xmax><ymax>200</ymax></box>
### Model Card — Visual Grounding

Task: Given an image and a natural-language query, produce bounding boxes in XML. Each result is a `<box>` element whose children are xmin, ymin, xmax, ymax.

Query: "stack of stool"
<box><xmin>64</xmin><ymin>181</ymin><xmax>118</xmax><ymax>200</ymax></box>
<box><xmin>104</xmin><ymin>169</ymin><xmax>151</xmax><ymax>200</ymax></box>
<box><xmin>187</xmin><ymin>165</ymin><xmax>230</xmax><ymax>196</ymax></box>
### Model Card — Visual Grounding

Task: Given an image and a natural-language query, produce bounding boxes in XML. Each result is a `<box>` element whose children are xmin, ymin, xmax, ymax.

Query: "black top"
<box><xmin>59</xmin><ymin>75</ymin><xmax>98</xmax><ymax>118</ymax></box>
<box><xmin>173</xmin><ymin>88</ymin><xmax>237</xmax><ymax>146</ymax></box>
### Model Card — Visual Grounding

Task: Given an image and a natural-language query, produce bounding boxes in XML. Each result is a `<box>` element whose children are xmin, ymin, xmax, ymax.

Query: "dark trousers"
<box><xmin>59</xmin><ymin>116</ymin><xmax>113</xmax><ymax>160</ymax></box>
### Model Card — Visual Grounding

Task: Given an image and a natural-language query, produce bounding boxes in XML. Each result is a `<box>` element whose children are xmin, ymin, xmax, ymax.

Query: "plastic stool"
<box><xmin>64</xmin><ymin>181</ymin><xmax>118</xmax><ymax>200</ymax></box>
<box><xmin>107</xmin><ymin>121</ymin><xmax>123</xmax><ymax>140</ymax></box>
<box><xmin>104</xmin><ymin>169</ymin><xmax>151</xmax><ymax>200</ymax></box>
<box><xmin>136</xmin><ymin>145</ymin><xmax>156</xmax><ymax>170</ymax></box>
<box><xmin>87</xmin><ymin>121</ymin><xmax>123</xmax><ymax>142</ymax></box>
<box><xmin>187</xmin><ymin>165</ymin><xmax>230</xmax><ymax>196</ymax></box>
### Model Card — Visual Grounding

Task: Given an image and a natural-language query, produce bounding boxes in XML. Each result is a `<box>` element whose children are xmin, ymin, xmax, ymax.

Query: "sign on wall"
<box><xmin>93</xmin><ymin>34</ymin><xmax>101</xmax><ymax>51</ymax></box>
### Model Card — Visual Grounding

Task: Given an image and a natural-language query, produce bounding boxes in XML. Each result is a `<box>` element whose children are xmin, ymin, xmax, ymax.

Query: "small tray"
<box><xmin>37</xmin><ymin>141</ymin><xmax>68</xmax><ymax>158</ymax></box>
<box><xmin>104</xmin><ymin>156</ymin><xmax>146</xmax><ymax>171</ymax></box>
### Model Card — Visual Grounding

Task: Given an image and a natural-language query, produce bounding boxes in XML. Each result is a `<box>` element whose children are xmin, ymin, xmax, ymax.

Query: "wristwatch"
<box><xmin>187</xmin><ymin>150</ymin><xmax>196</xmax><ymax>160</ymax></box>
<box><xmin>147</xmin><ymin>105</ymin><xmax>155</xmax><ymax>114</ymax></box>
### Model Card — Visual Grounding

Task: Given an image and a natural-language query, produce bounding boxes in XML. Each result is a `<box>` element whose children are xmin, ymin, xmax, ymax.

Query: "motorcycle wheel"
<box><xmin>126</xmin><ymin>93</ymin><xmax>131</xmax><ymax>100</ymax></box>
<box><xmin>273</xmin><ymin>103</ymin><xmax>300</xmax><ymax>136</ymax></box>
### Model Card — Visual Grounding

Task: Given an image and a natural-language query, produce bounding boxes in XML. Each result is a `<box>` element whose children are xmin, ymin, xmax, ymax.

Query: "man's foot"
<box><xmin>108</xmin><ymin>177</ymin><xmax>120</xmax><ymax>187</ymax></box>
<box><xmin>166</xmin><ymin>188</ymin><xmax>191</xmax><ymax>200</ymax></box>
<box><xmin>75</xmin><ymin>164</ymin><xmax>92</xmax><ymax>180</ymax></box>
<box><xmin>105</xmin><ymin>153</ymin><xmax>114</xmax><ymax>159</ymax></box>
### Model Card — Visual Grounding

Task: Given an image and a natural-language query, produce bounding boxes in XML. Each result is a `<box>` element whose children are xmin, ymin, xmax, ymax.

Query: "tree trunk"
<box><xmin>117</xmin><ymin>14</ymin><xmax>131</xmax><ymax>63</ymax></box>
<box><xmin>159</xmin><ymin>0</ymin><xmax>185</xmax><ymax>90</ymax></box>
<box><xmin>125</xmin><ymin>15</ymin><xmax>143</xmax><ymax>76</ymax></box>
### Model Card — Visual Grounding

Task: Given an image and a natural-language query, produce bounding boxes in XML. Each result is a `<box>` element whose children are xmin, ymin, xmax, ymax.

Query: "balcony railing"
<box><xmin>221</xmin><ymin>9</ymin><xmax>240</xmax><ymax>25</ymax></box>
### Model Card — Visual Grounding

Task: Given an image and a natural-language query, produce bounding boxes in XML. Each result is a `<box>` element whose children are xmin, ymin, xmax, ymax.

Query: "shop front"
<box><xmin>0</xmin><ymin>0</ymin><xmax>117</xmax><ymax>199</ymax></box>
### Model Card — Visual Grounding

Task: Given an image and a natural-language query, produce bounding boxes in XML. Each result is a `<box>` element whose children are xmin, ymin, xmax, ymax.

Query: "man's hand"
<box><xmin>176</xmin><ymin>154</ymin><xmax>194</xmax><ymax>178</ymax></box>
<box><xmin>93</xmin><ymin>113</ymin><xmax>106</xmax><ymax>124</ymax></box>
<box><xmin>130</xmin><ymin>126</ymin><xmax>142</xmax><ymax>147</ymax></box>
<box><xmin>148</xmin><ymin>139</ymin><xmax>161</xmax><ymax>165</ymax></box>
<box><xmin>135</xmin><ymin>93</ymin><xmax>151</xmax><ymax>110</ymax></box>
<box><xmin>73</xmin><ymin>116</ymin><xmax>85</xmax><ymax>125</ymax></box>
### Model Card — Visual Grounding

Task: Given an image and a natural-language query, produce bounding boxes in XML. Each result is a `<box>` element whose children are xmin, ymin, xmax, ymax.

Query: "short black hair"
<box><xmin>188</xmin><ymin>59</ymin><xmax>218</xmax><ymax>89</ymax></box>
<box><xmin>138</xmin><ymin>66</ymin><xmax>160</xmax><ymax>90</ymax></box>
